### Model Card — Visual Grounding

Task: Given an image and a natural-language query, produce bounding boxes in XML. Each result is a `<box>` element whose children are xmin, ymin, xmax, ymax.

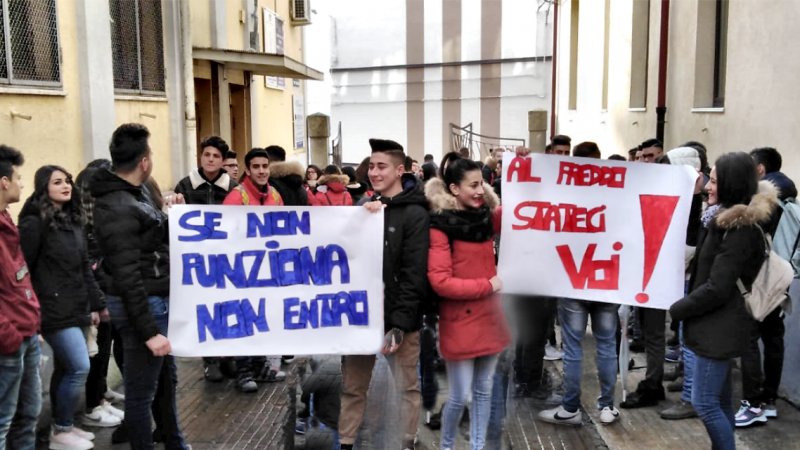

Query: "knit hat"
<box><xmin>666</xmin><ymin>147</ymin><xmax>701</xmax><ymax>171</ymax></box>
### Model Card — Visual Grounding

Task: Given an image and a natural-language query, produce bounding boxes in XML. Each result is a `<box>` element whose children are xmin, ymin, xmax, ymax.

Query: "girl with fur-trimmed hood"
<box><xmin>309</xmin><ymin>165</ymin><xmax>353</xmax><ymax>206</ymax></box>
<box><xmin>425</xmin><ymin>155</ymin><xmax>510</xmax><ymax>450</ymax></box>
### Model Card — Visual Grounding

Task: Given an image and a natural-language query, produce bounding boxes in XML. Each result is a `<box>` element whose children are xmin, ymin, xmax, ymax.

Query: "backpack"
<box><xmin>772</xmin><ymin>198</ymin><xmax>800</xmax><ymax>275</ymax></box>
<box><xmin>736</xmin><ymin>224</ymin><xmax>794</xmax><ymax>322</ymax></box>
<box><xmin>235</xmin><ymin>185</ymin><xmax>280</xmax><ymax>206</ymax></box>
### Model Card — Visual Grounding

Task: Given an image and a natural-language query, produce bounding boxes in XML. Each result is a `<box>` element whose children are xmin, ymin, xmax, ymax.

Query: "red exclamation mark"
<box><xmin>636</xmin><ymin>195</ymin><xmax>680</xmax><ymax>304</ymax></box>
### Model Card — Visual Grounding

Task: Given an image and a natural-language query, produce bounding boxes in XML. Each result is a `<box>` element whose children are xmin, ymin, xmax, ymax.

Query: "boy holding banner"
<box><xmin>338</xmin><ymin>139</ymin><xmax>430</xmax><ymax>450</ymax></box>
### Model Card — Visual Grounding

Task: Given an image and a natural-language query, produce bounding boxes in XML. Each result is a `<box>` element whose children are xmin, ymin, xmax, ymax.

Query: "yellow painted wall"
<box><xmin>191</xmin><ymin>0</ymin><xmax>211</xmax><ymax>48</ymax></box>
<box><xmin>226</xmin><ymin>0</ymin><xmax>245</xmax><ymax>51</ymax></box>
<box><xmin>114</xmin><ymin>99</ymin><xmax>173</xmax><ymax>190</ymax></box>
<box><xmin>2</xmin><ymin>0</ymin><xmax>83</xmax><ymax>218</ymax></box>
<box><xmin>253</xmin><ymin>0</ymin><xmax>305</xmax><ymax>153</ymax></box>
<box><xmin>556</xmin><ymin>0</ymin><xmax>800</xmax><ymax>182</ymax></box>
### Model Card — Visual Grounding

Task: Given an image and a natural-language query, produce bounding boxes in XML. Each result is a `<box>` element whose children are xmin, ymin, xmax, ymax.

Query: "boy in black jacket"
<box><xmin>338</xmin><ymin>139</ymin><xmax>430</xmax><ymax>450</ymax></box>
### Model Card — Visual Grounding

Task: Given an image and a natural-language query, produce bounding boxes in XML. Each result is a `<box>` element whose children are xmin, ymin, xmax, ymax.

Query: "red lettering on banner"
<box><xmin>506</xmin><ymin>157</ymin><xmax>542</xmax><ymax>183</ymax></box>
<box><xmin>513</xmin><ymin>201</ymin><xmax>606</xmax><ymax>233</ymax></box>
<box><xmin>556</xmin><ymin>243</ymin><xmax>622</xmax><ymax>290</ymax></box>
<box><xmin>557</xmin><ymin>162</ymin><xmax>626</xmax><ymax>188</ymax></box>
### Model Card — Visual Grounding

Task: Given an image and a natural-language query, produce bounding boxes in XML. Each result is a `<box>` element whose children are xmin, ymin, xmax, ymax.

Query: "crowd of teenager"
<box><xmin>0</xmin><ymin>122</ymin><xmax>795</xmax><ymax>450</ymax></box>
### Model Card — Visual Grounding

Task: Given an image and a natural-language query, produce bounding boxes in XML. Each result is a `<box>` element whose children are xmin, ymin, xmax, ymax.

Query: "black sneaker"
<box><xmin>340</xmin><ymin>444</ymin><xmax>354</xmax><ymax>450</ymax></box>
<box><xmin>425</xmin><ymin>411</ymin><xmax>441</xmax><ymax>430</ymax></box>
<box><xmin>663</xmin><ymin>363</ymin><xmax>683</xmax><ymax>382</ymax></box>
<box><xmin>111</xmin><ymin>421</ymin><xmax>128</xmax><ymax>444</ymax></box>
<box><xmin>629</xmin><ymin>339</ymin><xmax>645</xmax><ymax>353</ymax></box>
<box><xmin>204</xmin><ymin>361</ymin><xmax>224</xmax><ymax>382</ymax></box>
<box><xmin>620</xmin><ymin>387</ymin><xmax>665</xmax><ymax>409</ymax></box>
<box><xmin>236</xmin><ymin>374</ymin><xmax>258</xmax><ymax>393</ymax></box>
<box><xmin>514</xmin><ymin>383</ymin><xmax>534</xmax><ymax>398</ymax></box>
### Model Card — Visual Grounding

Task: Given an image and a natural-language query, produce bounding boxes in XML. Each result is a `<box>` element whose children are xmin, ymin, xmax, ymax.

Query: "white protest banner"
<box><xmin>498</xmin><ymin>154</ymin><xmax>698</xmax><ymax>309</ymax></box>
<box><xmin>168</xmin><ymin>205</ymin><xmax>385</xmax><ymax>356</ymax></box>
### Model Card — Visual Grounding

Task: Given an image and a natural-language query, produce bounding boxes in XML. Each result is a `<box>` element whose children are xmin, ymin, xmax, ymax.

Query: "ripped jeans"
<box><xmin>559</xmin><ymin>298</ymin><xmax>619</xmax><ymax>412</ymax></box>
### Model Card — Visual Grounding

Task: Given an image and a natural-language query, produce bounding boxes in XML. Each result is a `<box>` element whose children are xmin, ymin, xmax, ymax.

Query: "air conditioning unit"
<box><xmin>291</xmin><ymin>0</ymin><xmax>311</xmax><ymax>26</ymax></box>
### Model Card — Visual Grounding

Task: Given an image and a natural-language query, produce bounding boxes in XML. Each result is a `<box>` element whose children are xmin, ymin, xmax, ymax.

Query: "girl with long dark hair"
<box><xmin>304</xmin><ymin>164</ymin><xmax>321</xmax><ymax>195</ymax></box>
<box><xmin>426</xmin><ymin>155</ymin><xmax>512</xmax><ymax>450</ymax></box>
<box><xmin>19</xmin><ymin>166</ymin><xmax>106</xmax><ymax>450</ymax></box>
<box><xmin>670</xmin><ymin>152</ymin><xmax>778</xmax><ymax>450</ymax></box>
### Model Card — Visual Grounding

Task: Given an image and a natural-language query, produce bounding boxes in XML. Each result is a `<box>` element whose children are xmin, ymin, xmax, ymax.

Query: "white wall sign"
<box><xmin>293</xmin><ymin>95</ymin><xmax>306</xmax><ymax>149</ymax></box>
<box><xmin>498</xmin><ymin>154</ymin><xmax>698</xmax><ymax>309</ymax></box>
<box><xmin>263</xmin><ymin>8</ymin><xmax>285</xmax><ymax>90</ymax></box>
<box><xmin>168</xmin><ymin>205</ymin><xmax>385</xmax><ymax>356</ymax></box>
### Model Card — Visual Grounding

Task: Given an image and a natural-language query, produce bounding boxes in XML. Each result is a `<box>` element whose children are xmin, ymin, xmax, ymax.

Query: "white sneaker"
<box><xmin>104</xmin><ymin>389</ymin><xmax>125</xmax><ymax>404</ymax></box>
<box><xmin>70</xmin><ymin>427</ymin><xmax>95</xmax><ymax>441</ymax></box>
<box><xmin>101</xmin><ymin>402</ymin><xmax>125</xmax><ymax>420</ymax></box>
<box><xmin>49</xmin><ymin>429</ymin><xmax>94</xmax><ymax>450</ymax></box>
<box><xmin>544</xmin><ymin>343</ymin><xmax>564</xmax><ymax>361</ymax></box>
<box><xmin>538</xmin><ymin>405</ymin><xmax>582</xmax><ymax>426</ymax></box>
<box><xmin>599</xmin><ymin>406</ymin><xmax>620</xmax><ymax>425</ymax></box>
<box><xmin>83</xmin><ymin>406</ymin><xmax>121</xmax><ymax>428</ymax></box>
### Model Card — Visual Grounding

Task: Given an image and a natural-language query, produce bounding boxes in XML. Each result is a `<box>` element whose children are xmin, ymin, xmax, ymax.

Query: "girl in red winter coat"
<box><xmin>310</xmin><ymin>165</ymin><xmax>353</xmax><ymax>206</ymax></box>
<box><xmin>426</xmin><ymin>156</ymin><xmax>511</xmax><ymax>450</ymax></box>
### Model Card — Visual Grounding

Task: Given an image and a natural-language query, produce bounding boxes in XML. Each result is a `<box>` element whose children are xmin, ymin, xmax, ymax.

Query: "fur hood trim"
<box><xmin>425</xmin><ymin>177</ymin><xmax>500</xmax><ymax>213</ymax></box>
<box><xmin>484</xmin><ymin>156</ymin><xmax>498</xmax><ymax>170</ymax></box>
<box><xmin>269</xmin><ymin>161</ymin><xmax>305</xmax><ymax>179</ymax></box>
<box><xmin>716</xmin><ymin>181</ymin><xmax>779</xmax><ymax>229</ymax></box>
<box><xmin>189</xmin><ymin>169</ymin><xmax>232</xmax><ymax>191</ymax></box>
<box><xmin>318</xmin><ymin>174</ymin><xmax>350</xmax><ymax>186</ymax></box>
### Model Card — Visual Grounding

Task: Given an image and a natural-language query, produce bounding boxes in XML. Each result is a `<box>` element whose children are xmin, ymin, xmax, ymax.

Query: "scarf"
<box><xmin>429</xmin><ymin>207</ymin><xmax>495</xmax><ymax>242</ymax></box>
<box><xmin>701</xmin><ymin>204</ymin><xmax>721</xmax><ymax>228</ymax></box>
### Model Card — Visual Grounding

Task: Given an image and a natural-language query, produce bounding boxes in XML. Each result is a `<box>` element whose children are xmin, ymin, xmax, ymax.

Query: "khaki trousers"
<box><xmin>338</xmin><ymin>331</ymin><xmax>421</xmax><ymax>445</ymax></box>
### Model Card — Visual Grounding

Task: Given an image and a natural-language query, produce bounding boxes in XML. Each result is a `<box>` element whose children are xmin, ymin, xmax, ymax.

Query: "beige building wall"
<box><xmin>114</xmin><ymin>98</ymin><xmax>172</xmax><ymax>190</ymax></box>
<box><xmin>555</xmin><ymin>0</ymin><xmax>800</xmax><ymax>181</ymax></box>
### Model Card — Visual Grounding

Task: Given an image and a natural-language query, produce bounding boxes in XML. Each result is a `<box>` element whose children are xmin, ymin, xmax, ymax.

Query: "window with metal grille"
<box><xmin>0</xmin><ymin>0</ymin><xmax>61</xmax><ymax>87</ymax></box>
<box><xmin>109</xmin><ymin>0</ymin><xmax>164</xmax><ymax>94</ymax></box>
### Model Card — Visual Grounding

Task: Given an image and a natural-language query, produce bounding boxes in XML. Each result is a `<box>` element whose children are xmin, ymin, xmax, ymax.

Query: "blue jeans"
<box><xmin>680</xmin><ymin>323</ymin><xmax>696</xmax><ymax>403</ymax></box>
<box><xmin>559</xmin><ymin>298</ymin><xmax>619</xmax><ymax>412</ymax></box>
<box><xmin>692</xmin><ymin>356</ymin><xmax>735</xmax><ymax>450</ymax></box>
<box><xmin>486</xmin><ymin>370</ymin><xmax>507</xmax><ymax>449</ymax></box>
<box><xmin>107</xmin><ymin>295</ymin><xmax>188</xmax><ymax>450</ymax></box>
<box><xmin>441</xmin><ymin>354</ymin><xmax>499</xmax><ymax>450</ymax></box>
<box><xmin>0</xmin><ymin>334</ymin><xmax>42</xmax><ymax>450</ymax></box>
<box><xmin>43</xmin><ymin>327</ymin><xmax>90</xmax><ymax>431</ymax></box>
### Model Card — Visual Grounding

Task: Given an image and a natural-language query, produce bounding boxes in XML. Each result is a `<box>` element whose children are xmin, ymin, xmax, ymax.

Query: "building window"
<box><xmin>629</xmin><ymin>0</ymin><xmax>650</xmax><ymax>109</ymax></box>
<box><xmin>0</xmin><ymin>0</ymin><xmax>61</xmax><ymax>87</ymax></box>
<box><xmin>712</xmin><ymin>0</ymin><xmax>728</xmax><ymax>107</ymax></box>
<box><xmin>109</xmin><ymin>0</ymin><xmax>165</xmax><ymax>94</ymax></box>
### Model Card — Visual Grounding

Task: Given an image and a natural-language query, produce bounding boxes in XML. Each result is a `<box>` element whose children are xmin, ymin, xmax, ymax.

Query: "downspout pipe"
<box><xmin>181</xmin><ymin>0</ymin><xmax>198</xmax><ymax>170</ymax></box>
<box><xmin>656</xmin><ymin>0</ymin><xmax>670</xmax><ymax>143</ymax></box>
<box><xmin>549</xmin><ymin>0</ymin><xmax>559</xmax><ymax>138</ymax></box>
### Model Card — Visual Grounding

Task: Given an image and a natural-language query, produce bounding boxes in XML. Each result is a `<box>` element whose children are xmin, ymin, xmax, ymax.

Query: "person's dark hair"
<box><xmin>476</xmin><ymin>161</ymin><xmax>485</xmax><ymax>169</ymax></box>
<box><xmin>640</xmin><ymin>138</ymin><xmax>663</xmax><ymax>149</ymax></box>
<box><xmin>342</xmin><ymin>166</ymin><xmax>357</xmax><ymax>184</ymax></box>
<box><xmin>628</xmin><ymin>147</ymin><xmax>639</xmax><ymax>157</ymax></box>
<box><xmin>109</xmin><ymin>123</ymin><xmax>150</xmax><ymax>173</ymax></box>
<box><xmin>657</xmin><ymin>155</ymin><xmax>671</xmax><ymax>164</ymax></box>
<box><xmin>750</xmin><ymin>147</ymin><xmax>782</xmax><ymax>174</ymax></box>
<box><xmin>573</xmin><ymin>141</ymin><xmax>601</xmax><ymax>158</ymax></box>
<box><xmin>545</xmin><ymin>144</ymin><xmax>552</xmax><ymax>154</ymax></box>
<box><xmin>443</xmin><ymin>158</ymin><xmax>482</xmax><ymax>195</ymax></box>
<box><xmin>439</xmin><ymin>152</ymin><xmax>462</xmax><ymax>179</ymax></box>
<box><xmin>0</xmin><ymin>145</ymin><xmax>24</xmax><ymax>180</ymax></box>
<box><xmin>424</xmin><ymin>154</ymin><xmax>434</xmax><ymax>162</ymax></box>
<box><xmin>681</xmin><ymin>141</ymin><xmax>707</xmax><ymax>153</ymax></box>
<box><xmin>265</xmin><ymin>145</ymin><xmax>287</xmax><ymax>162</ymax></box>
<box><xmin>403</xmin><ymin>156</ymin><xmax>413</xmax><ymax>172</ymax></box>
<box><xmin>608</xmin><ymin>154</ymin><xmax>627</xmax><ymax>161</ymax></box>
<box><xmin>225</xmin><ymin>150</ymin><xmax>237</xmax><ymax>160</ymax></box>
<box><xmin>551</xmin><ymin>135</ymin><xmax>572</xmax><ymax>147</ymax></box>
<box><xmin>76</xmin><ymin>160</ymin><xmax>111</xmax><ymax>228</ymax></box>
<box><xmin>199</xmin><ymin>136</ymin><xmax>229</xmax><ymax>157</ymax></box>
<box><xmin>355</xmin><ymin>156</ymin><xmax>371</xmax><ymax>182</ymax></box>
<box><xmin>459</xmin><ymin>147</ymin><xmax>471</xmax><ymax>158</ymax></box>
<box><xmin>421</xmin><ymin>162</ymin><xmax>437</xmax><ymax>182</ymax></box>
<box><xmin>143</xmin><ymin>177</ymin><xmax>164</xmax><ymax>211</ymax></box>
<box><xmin>324</xmin><ymin>164</ymin><xmax>341</xmax><ymax>175</ymax></box>
<box><xmin>681</xmin><ymin>141</ymin><xmax>710</xmax><ymax>174</ymax></box>
<box><xmin>715</xmin><ymin>152</ymin><xmax>759</xmax><ymax>208</ymax></box>
<box><xmin>305</xmin><ymin>164</ymin><xmax>321</xmax><ymax>182</ymax></box>
<box><xmin>30</xmin><ymin>165</ymin><xmax>82</xmax><ymax>228</ymax></box>
<box><xmin>244</xmin><ymin>148</ymin><xmax>269</xmax><ymax>168</ymax></box>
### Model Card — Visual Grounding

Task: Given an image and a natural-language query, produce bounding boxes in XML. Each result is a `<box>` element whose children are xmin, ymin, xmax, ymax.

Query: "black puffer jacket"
<box><xmin>671</xmin><ymin>181</ymin><xmax>778</xmax><ymax>359</ymax></box>
<box><xmin>18</xmin><ymin>200</ymin><xmax>104</xmax><ymax>332</ymax></box>
<box><xmin>360</xmin><ymin>174</ymin><xmax>430</xmax><ymax>332</ymax></box>
<box><xmin>174</xmin><ymin>168</ymin><xmax>236</xmax><ymax>205</ymax></box>
<box><xmin>91</xmin><ymin>169</ymin><xmax>170</xmax><ymax>343</ymax></box>
<box><xmin>269</xmin><ymin>161</ymin><xmax>309</xmax><ymax>206</ymax></box>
